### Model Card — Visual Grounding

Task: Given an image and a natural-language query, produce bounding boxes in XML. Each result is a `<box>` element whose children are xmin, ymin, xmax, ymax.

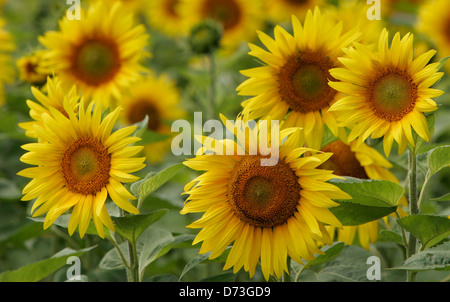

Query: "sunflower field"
<box><xmin>0</xmin><ymin>0</ymin><xmax>449</xmax><ymax>287</ymax></box>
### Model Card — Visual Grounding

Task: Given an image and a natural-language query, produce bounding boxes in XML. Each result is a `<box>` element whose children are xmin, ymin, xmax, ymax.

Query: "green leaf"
<box><xmin>139</xmin><ymin>129</ymin><xmax>171</xmax><ymax>145</ymax></box>
<box><xmin>296</xmin><ymin>245</ymin><xmax>375</xmax><ymax>282</ymax></box>
<box><xmin>131</xmin><ymin>164</ymin><xmax>185</xmax><ymax>203</ymax></box>
<box><xmin>0</xmin><ymin>246</ymin><xmax>95</xmax><ymax>282</ymax></box>
<box><xmin>379</xmin><ymin>230</ymin><xmax>405</xmax><ymax>246</ymax></box>
<box><xmin>392</xmin><ymin>241</ymin><xmax>450</xmax><ymax>271</ymax></box>
<box><xmin>137</xmin><ymin>227</ymin><xmax>175</xmax><ymax>280</ymax></box>
<box><xmin>99</xmin><ymin>242</ymin><xmax>129</xmax><ymax>271</ymax></box>
<box><xmin>329</xmin><ymin>177</ymin><xmax>403</xmax><ymax>207</ymax></box>
<box><xmin>112</xmin><ymin>209</ymin><xmax>169</xmax><ymax>243</ymax></box>
<box><xmin>328</xmin><ymin>177</ymin><xmax>401</xmax><ymax>226</ymax></box>
<box><xmin>330</xmin><ymin>202</ymin><xmax>397</xmax><ymax>226</ymax></box>
<box><xmin>179</xmin><ymin>253</ymin><xmax>211</xmax><ymax>281</ymax></box>
<box><xmin>432</xmin><ymin>193</ymin><xmax>450</xmax><ymax>201</ymax></box>
<box><xmin>0</xmin><ymin>178</ymin><xmax>21</xmax><ymax>201</ymax></box>
<box><xmin>397</xmin><ymin>215</ymin><xmax>450</xmax><ymax>249</ymax></box>
<box><xmin>437</xmin><ymin>56</ymin><xmax>450</xmax><ymax>71</ymax></box>
<box><xmin>305</xmin><ymin>242</ymin><xmax>345</xmax><ymax>267</ymax></box>
<box><xmin>427</xmin><ymin>145</ymin><xmax>450</xmax><ymax>175</ymax></box>
<box><xmin>99</xmin><ymin>227</ymin><xmax>175</xmax><ymax>281</ymax></box>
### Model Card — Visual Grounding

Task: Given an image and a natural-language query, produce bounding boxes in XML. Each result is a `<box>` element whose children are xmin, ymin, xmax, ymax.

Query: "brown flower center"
<box><xmin>279</xmin><ymin>51</ymin><xmax>337</xmax><ymax>113</ymax></box>
<box><xmin>228</xmin><ymin>155</ymin><xmax>301</xmax><ymax>227</ymax></box>
<box><xmin>201</xmin><ymin>0</ymin><xmax>242</xmax><ymax>31</ymax></box>
<box><xmin>367</xmin><ymin>68</ymin><xmax>417</xmax><ymax>122</ymax></box>
<box><xmin>126</xmin><ymin>100</ymin><xmax>161</xmax><ymax>131</ymax></box>
<box><xmin>70</xmin><ymin>37</ymin><xmax>121</xmax><ymax>86</ymax></box>
<box><xmin>61</xmin><ymin>137</ymin><xmax>111</xmax><ymax>195</ymax></box>
<box><xmin>319</xmin><ymin>140</ymin><xmax>368</xmax><ymax>179</ymax></box>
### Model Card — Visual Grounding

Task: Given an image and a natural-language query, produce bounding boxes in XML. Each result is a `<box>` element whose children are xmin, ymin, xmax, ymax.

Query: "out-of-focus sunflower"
<box><xmin>329</xmin><ymin>29</ymin><xmax>444</xmax><ymax>157</ymax></box>
<box><xmin>178</xmin><ymin>0</ymin><xmax>265</xmax><ymax>51</ymax></box>
<box><xmin>325</xmin><ymin>0</ymin><xmax>384</xmax><ymax>45</ymax></box>
<box><xmin>264</xmin><ymin>0</ymin><xmax>324</xmax><ymax>24</ymax></box>
<box><xmin>416</xmin><ymin>0</ymin><xmax>450</xmax><ymax>71</ymax></box>
<box><xmin>237</xmin><ymin>8</ymin><xmax>361</xmax><ymax>150</ymax></box>
<box><xmin>18</xmin><ymin>101</ymin><xmax>146</xmax><ymax>238</ymax></box>
<box><xmin>144</xmin><ymin>0</ymin><xmax>186</xmax><ymax>37</ymax></box>
<box><xmin>0</xmin><ymin>17</ymin><xmax>15</xmax><ymax>106</ymax></box>
<box><xmin>16</xmin><ymin>50</ymin><xmax>50</xmax><ymax>85</ymax></box>
<box><xmin>88</xmin><ymin>0</ymin><xmax>145</xmax><ymax>13</ymax></box>
<box><xmin>181</xmin><ymin>115</ymin><xmax>350</xmax><ymax>280</ymax></box>
<box><xmin>319</xmin><ymin>138</ymin><xmax>407</xmax><ymax>250</ymax></box>
<box><xmin>118</xmin><ymin>73</ymin><xmax>186</xmax><ymax>163</ymax></box>
<box><xmin>18</xmin><ymin>76</ymin><xmax>79</xmax><ymax>140</ymax></box>
<box><xmin>39</xmin><ymin>1</ymin><xmax>149</xmax><ymax>108</ymax></box>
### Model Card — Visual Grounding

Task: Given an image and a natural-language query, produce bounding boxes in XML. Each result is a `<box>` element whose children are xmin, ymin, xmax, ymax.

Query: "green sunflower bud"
<box><xmin>188</xmin><ymin>19</ymin><xmax>222</xmax><ymax>55</ymax></box>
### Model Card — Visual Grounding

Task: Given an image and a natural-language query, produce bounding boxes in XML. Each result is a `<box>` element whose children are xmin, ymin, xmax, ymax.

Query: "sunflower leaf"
<box><xmin>427</xmin><ymin>145</ymin><xmax>450</xmax><ymax>176</ymax></box>
<box><xmin>397</xmin><ymin>215</ymin><xmax>450</xmax><ymax>250</ymax></box>
<box><xmin>112</xmin><ymin>209</ymin><xmax>169</xmax><ymax>244</ymax></box>
<box><xmin>391</xmin><ymin>241</ymin><xmax>450</xmax><ymax>271</ymax></box>
<box><xmin>132</xmin><ymin>163</ymin><xmax>185</xmax><ymax>203</ymax></box>
<box><xmin>0</xmin><ymin>246</ymin><xmax>95</xmax><ymax>282</ymax></box>
<box><xmin>328</xmin><ymin>177</ymin><xmax>401</xmax><ymax>226</ymax></box>
<box><xmin>329</xmin><ymin>177</ymin><xmax>403</xmax><ymax>208</ymax></box>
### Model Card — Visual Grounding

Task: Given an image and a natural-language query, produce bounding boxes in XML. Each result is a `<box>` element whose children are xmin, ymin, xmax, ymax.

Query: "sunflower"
<box><xmin>416</xmin><ymin>0</ymin><xmax>450</xmax><ymax>72</ymax></box>
<box><xmin>16</xmin><ymin>50</ymin><xmax>50</xmax><ymax>85</ymax></box>
<box><xmin>118</xmin><ymin>73</ymin><xmax>186</xmax><ymax>163</ymax></box>
<box><xmin>325</xmin><ymin>0</ymin><xmax>384</xmax><ymax>45</ymax></box>
<box><xmin>144</xmin><ymin>0</ymin><xmax>186</xmax><ymax>37</ymax></box>
<box><xmin>180</xmin><ymin>115</ymin><xmax>350</xmax><ymax>280</ymax></box>
<box><xmin>18</xmin><ymin>100</ymin><xmax>146</xmax><ymax>238</ymax></box>
<box><xmin>319</xmin><ymin>138</ymin><xmax>407</xmax><ymax>250</ymax></box>
<box><xmin>18</xmin><ymin>76</ymin><xmax>79</xmax><ymax>140</ymax></box>
<box><xmin>237</xmin><ymin>7</ymin><xmax>361</xmax><ymax>150</ymax></box>
<box><xmin>328</xmin><ymin>29</ymin><xmax>444</xmax><ymax>157</ymax></box>
<box><xmin>178</xmin><ymin>0</ymin><xmax>264</xmax><ymax>51</ymax></box>
<box><xmin>0</xmin><ymin>17</ymin><xmax>15</xmax><ymax>106</ymax></box>
<box><xmin>38</xmin><ymin>1</ymin><xmax>149</xmax><ymax>108</ymax></box>
<box><xmin>264</xmin><ymin>0</ymin><xmax>324</xmax><ymax>24</ymax></box>
<box><xmin>88</xmin><ymin>0</ymin><xmax>145</xmax><ymax>13</ymax></box>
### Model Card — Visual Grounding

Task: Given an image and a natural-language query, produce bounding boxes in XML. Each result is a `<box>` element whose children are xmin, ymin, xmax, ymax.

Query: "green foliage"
<box><xmin>328</xmin><ymin>177</ymin><xmax>401</xmax><ymax>225</ymax></box>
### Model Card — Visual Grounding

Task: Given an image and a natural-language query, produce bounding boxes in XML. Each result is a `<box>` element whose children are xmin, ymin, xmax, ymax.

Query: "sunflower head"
<box><xmin>329</xmin><ymin>28</ymin><xmax>444</xmax><ymax>156</ymax></box>
<box><xmin>38</xmin><ymin>1</ymin><xmax>149</xmax><ymax>107</ymax></box>
<box><xmin>18</xmin><ymin>99</ymin><xmax>146</xmax><ymax>238</ymax></box>
<box><xmin>237</xmin><ymin>7</ymin><xmax>361</xmax><ymax>150</ymax></box>
<box><xmin>119</xmin><ymin>73</ymin><xmax>186</xmax><ymax>163</ymax></box>
<box><xmin>181</xmin><ymin>115</ymin><xmax>350</xmax><ymax>280</ymax></box>
<box><xmin>16</xmin><ymin>50</ymin><xmax>49</xmax><ymax>85</ymax></box>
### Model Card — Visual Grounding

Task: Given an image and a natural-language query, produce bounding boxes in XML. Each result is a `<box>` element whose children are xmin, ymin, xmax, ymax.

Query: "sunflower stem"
<box><xmin>406</xmin><ymin>148</ymin><xmax>418</xmax><ymax>282</ymax></box>
<box><xmin>207</xmin><ymin>51</ymin><xmax>216</xmax><ymax>120</ymax></box>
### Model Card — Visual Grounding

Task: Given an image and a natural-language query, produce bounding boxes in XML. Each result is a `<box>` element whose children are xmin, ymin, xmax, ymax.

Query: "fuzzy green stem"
<box><xmin>208</xmin><ymin>52</ymin><xmax>216</xmax><ymax>120</ymax></box>
<box><xmin>406</xmin><ymin>149</ymin><xmax>418</xmax><ymax>282</ymax></box>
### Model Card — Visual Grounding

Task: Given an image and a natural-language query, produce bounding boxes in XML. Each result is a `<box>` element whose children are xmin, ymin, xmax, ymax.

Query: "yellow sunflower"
<box><xmin>181</xmin><ymin>115</ymin><xmax>350</xmax><ymax>280</ymax></box>
<box><xmin>88</xmin><ymin>0</ymin><xmax>145</xmax><ymax>13</ymax></box>
<box><xmin>328</xmin><ymin>29</ymin><xmax>444</xmax><ymax>157</ymax></box>
<box><xmin>325</xmin><ymin>0</ymin><xmax>385</xmax><ymax>46</ymax></box>
<box><xmin>18</xmin><ymin>100</ymin><xmax>146</xmax><ymax>238</ymax></box>
<box><xmin>16</xmin><ymin>50</ymin><xmax>50</xmax><ymax>85</ymax></box>
<box><xmin>237</xmin><ymin>7</ymin><xmax>361</xmax><ymax>150</ymax></box>
<box><xmin>118</xmin><ymin>73</ymin><xmax>186</xmax><ymax>163</ymax></box>
<box><xmin>264</xmin><ymin>0</ymin><xmax>324</xmax><ymax>24</ymax></box>
<box><xmin>416</xmin><ymin>0</ymin><xmax>450</xmax><ymax>72</ymax></box>
<box><xmin>319</xmin><ymin>138</ymin><xmax>407</xmax><ymax>250</ymax></box>
<box><xmin>178</xmin><ymin>0</ymin><xmax>265</xmax><ymax>51</ymax></box>
<box><xmin>144</xmin><ymin>0</ymin><xmax>186</xmax><ymax>37</ymax></box>
<box><xmin>0</xmin><ymin>17</ymin><xmax>15</xmax><ymax>106</ymax></box>
<box><xmin>18</xmin><ymin>76</ymin><xmax>79</xmax><ymax>140</ymax></box>
<box><xmin>38</xmin><ymin>1</ymin><xmax>149</xmax><ymax>108</ymax></box>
